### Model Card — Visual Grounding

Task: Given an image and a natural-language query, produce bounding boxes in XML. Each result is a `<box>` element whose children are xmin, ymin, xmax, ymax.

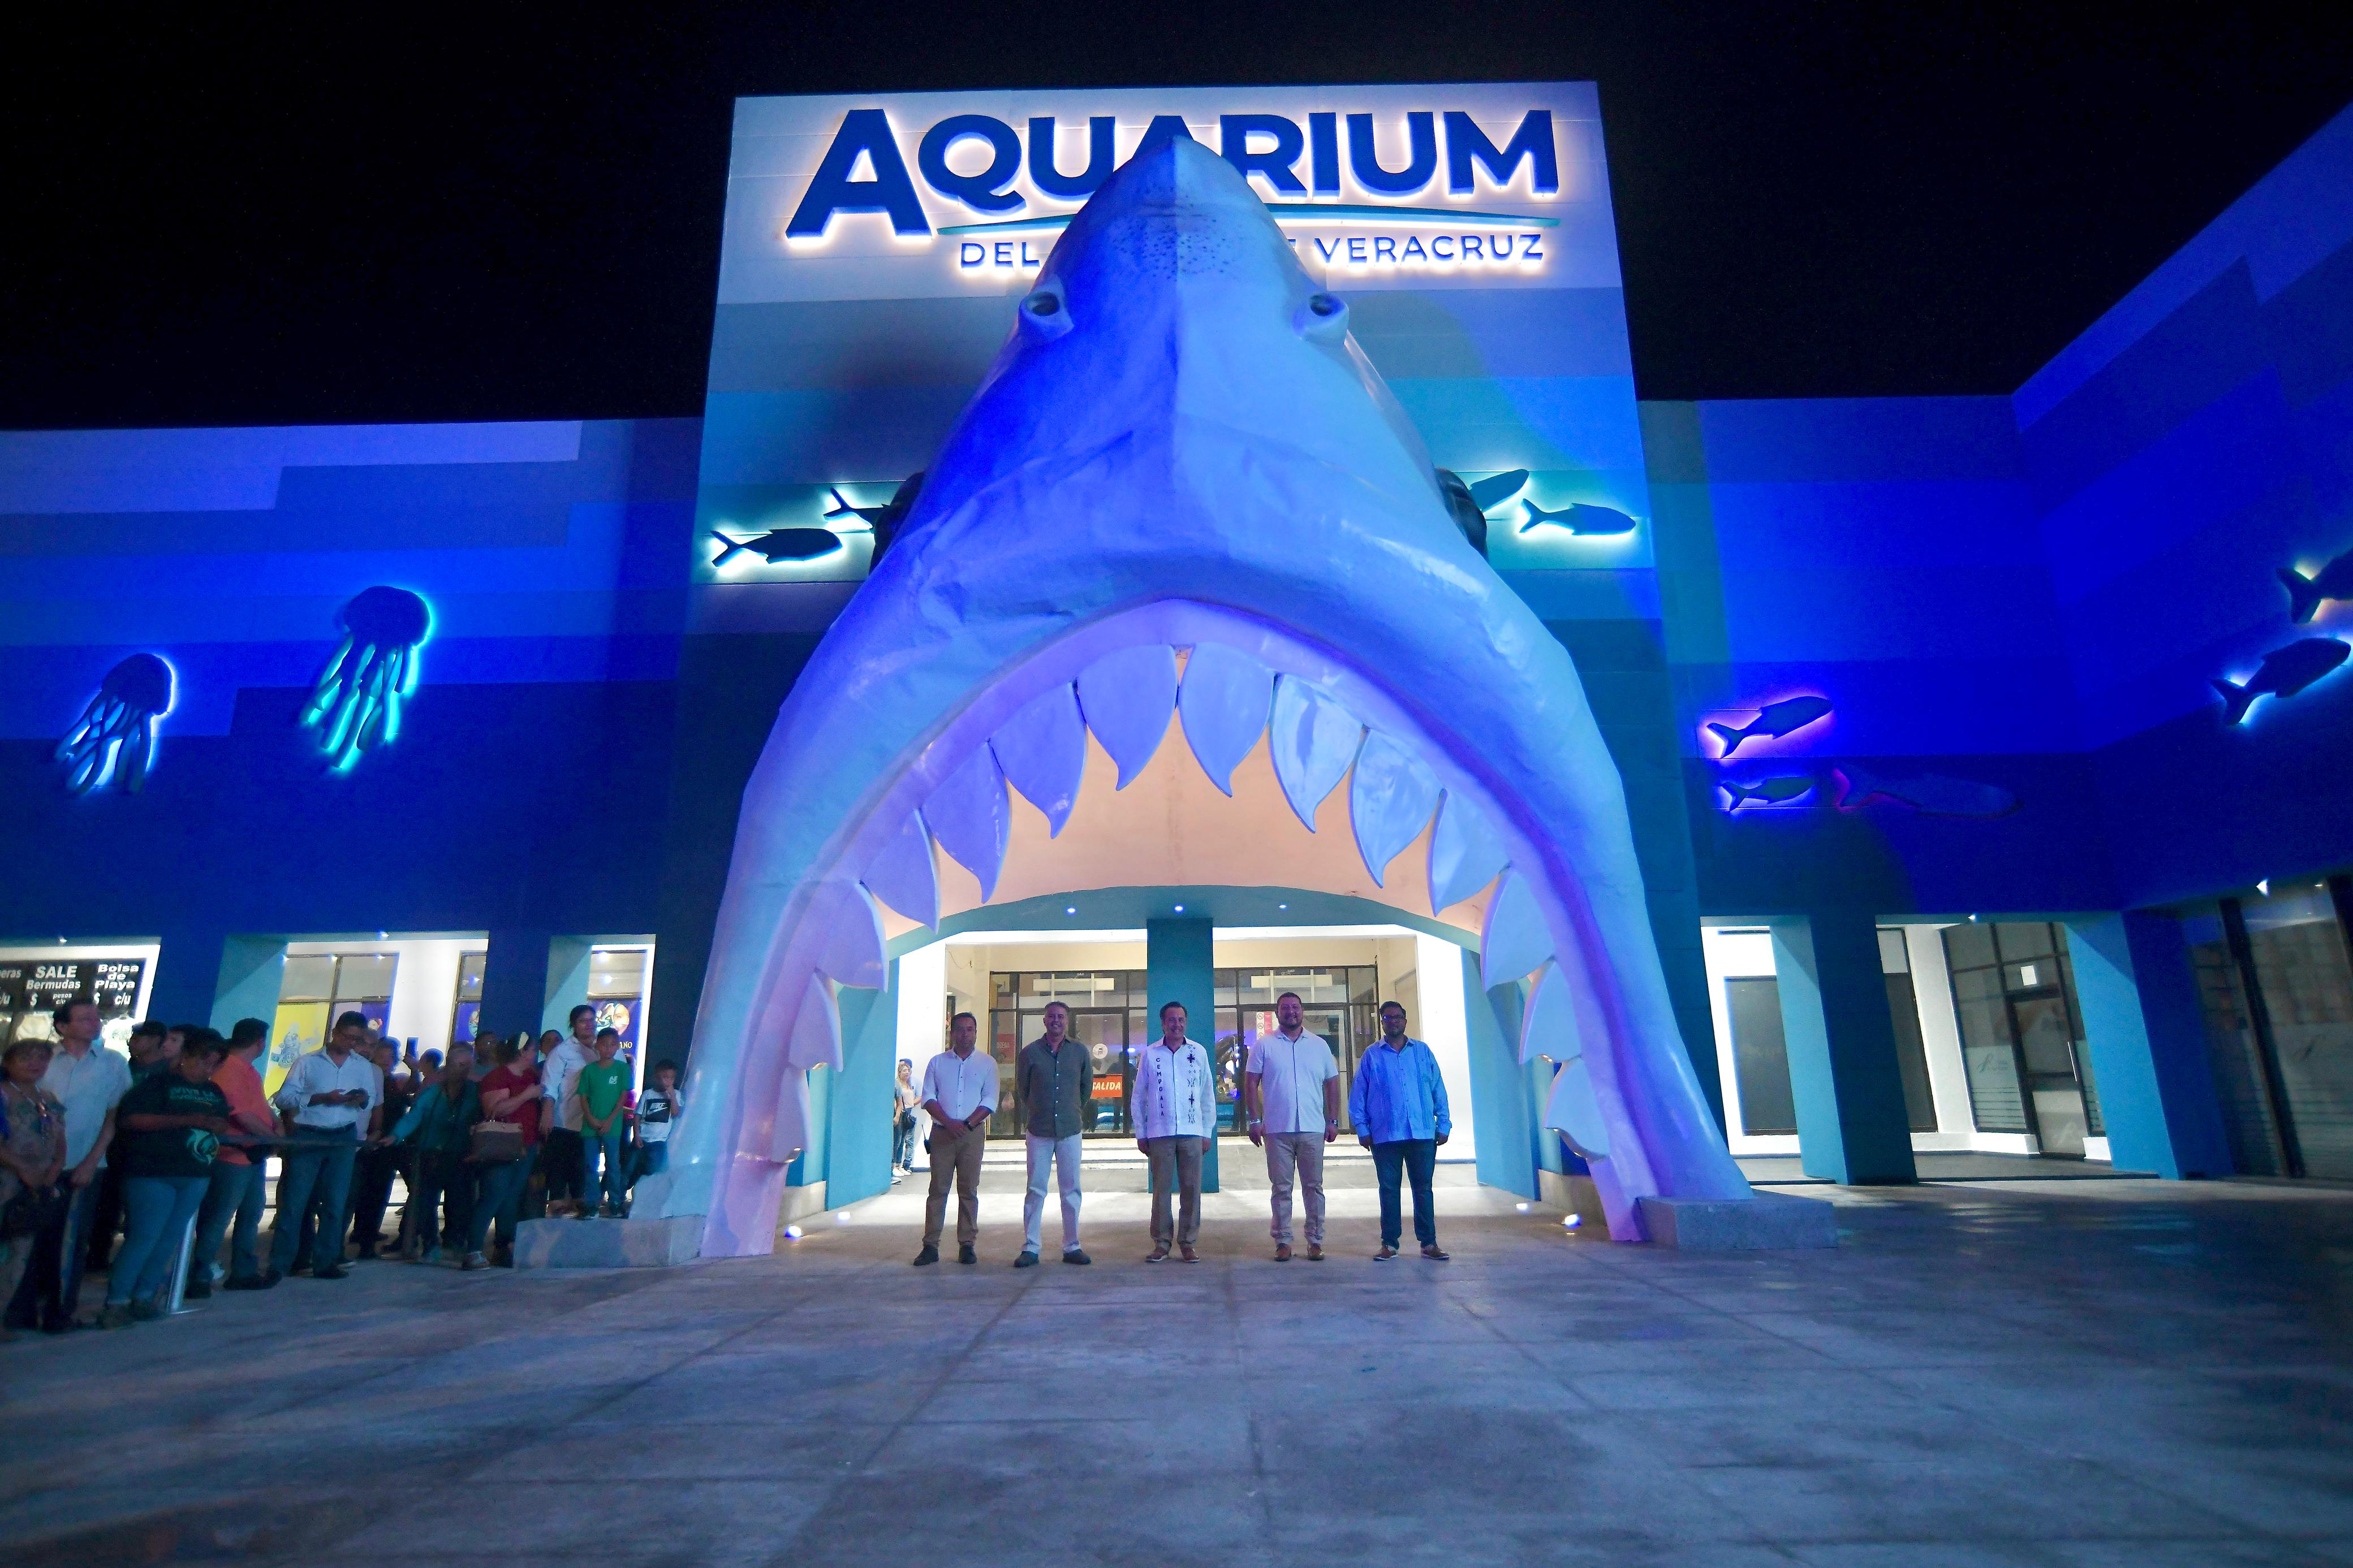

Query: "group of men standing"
<box><xmin>908</xmin><ymin>991</ymin><xmax>1453</xmax><ymax>1267</ymax></box>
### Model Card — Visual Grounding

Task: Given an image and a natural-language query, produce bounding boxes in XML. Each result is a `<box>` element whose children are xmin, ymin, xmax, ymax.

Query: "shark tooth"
<box><xmin>1427</xmin><ymin>791</ymin><xmax>1510</xmax><ymax>914</ymax></box>
<box><xmin>804</xmin><ymin>879</ymin><xmax>886</xmax><ymax>990</ymax></box>
<box><xmin>1177</xmin><ymin>642</ymin><xmax>1273</xmax><ymax>797</ymax></box>
<box><xmin>990</xmin><ymin>682</ymin><xmax>1087</xmax><ymax>836</ymax></box>
<box><xmin>1348</xmin><ymin>730</ymin><xmax>1440</xmax><ymax>887</ymax></box>
<box><xmin>1268</xmin><ymin>675</ymin><xmax>1361</xmax><ymax>831</ymax></box>
<box><xmin>861</xmin><ymin>810</ymin><xmax>940</xmax><ymax>930</ymax></box>
<box><xmin>1544</xmin><ymin>1055</ymin><xmax>1611</xmax><ymax>1160</ymax></box>
<box><xmin>1518</xmin><ymin>957</ymin><xmax>1582</xmax><ymax>1068</ymax></box>
<box><xmin>1076</xmin><ymin>644</ymin><xmax>1179</xmax><ymax>789</ymax></box>
<box><xmin>922</xmin><ymin>744</ymin><xmax>1011</xmax><ymax>901</ymax></box>
<box><xmin>1479</xmin><ymin>870</ymin><xmax>1553</xmax><ymax>989</ymax></box>
<box><xmin>783</xmin><ymin>973</ymin><xmax>843</xmax><ymax>1073</ymax></box>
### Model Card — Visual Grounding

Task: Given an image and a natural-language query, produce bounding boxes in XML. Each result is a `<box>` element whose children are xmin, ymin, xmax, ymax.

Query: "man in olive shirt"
<box><xmin>1013</xmin><ymin>1001</ymin><xmax>1093</xmax><ymax>1268</ymax></box>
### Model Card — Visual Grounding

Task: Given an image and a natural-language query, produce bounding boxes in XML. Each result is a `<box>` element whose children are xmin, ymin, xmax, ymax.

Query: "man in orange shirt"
<box><xmin>186</xmin><ymin>1019</ymin><xmax>279</xmax><ymax>1295</ymax></box>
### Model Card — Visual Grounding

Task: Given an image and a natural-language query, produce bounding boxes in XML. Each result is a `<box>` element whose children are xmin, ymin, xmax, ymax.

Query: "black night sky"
<box><xmin>3</xmin><ymin>5</ymin><xmax>2348</xmax><ymax>429</ymax></box>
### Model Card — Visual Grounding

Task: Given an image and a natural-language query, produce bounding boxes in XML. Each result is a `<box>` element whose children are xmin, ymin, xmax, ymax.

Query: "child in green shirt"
<box><xmin>576</xmin><ymin>1028</ymin><xmax>632</xmax><ymax>1218</ymax></box>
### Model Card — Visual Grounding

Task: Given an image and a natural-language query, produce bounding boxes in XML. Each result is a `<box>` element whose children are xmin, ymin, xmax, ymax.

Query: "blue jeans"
<box><xmin>270</xmin><ymin>1126</ymin><xmax>359</xmax><ymax>1275</ymax></box>
<box><xmin>581</xmin><ymin>1126</ymin><xmax>626</xmax><ymax>1210</ymax></box>
<box><xmin>110</xmin><ymin>1175</ymin><xmax>209</xmax><ymax>1306</ymax></box>
<box><xmin>630</xmin><ymin>1139</ymin><xmax>668</xmax><ymax>1194</ymax></box>
<box><xmin>192</xmin><ymin>1160</ymin><xmax>266</xmax><ymax>1280</ymax></box>
<box><xmin>1371</xmin><ymin>1139</ymin><xmax>1439</xmax><ymax>1249</ymax></box>
<box><xmin>891</xmin><ymin>1115</ymin><xmax>915</xmax><ymax>1171</ymax></box>
<box><xmin>469</xmin><ymin>1146</ymin><xmax>537</xmax><ymax>1254</ymax></box>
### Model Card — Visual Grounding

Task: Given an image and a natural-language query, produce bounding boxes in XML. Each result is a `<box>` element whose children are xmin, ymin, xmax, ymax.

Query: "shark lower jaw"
<box><xmin>661</xmin><ymin>585</ymin><xmax>1748</xmax><ymax>1257</ymax></box>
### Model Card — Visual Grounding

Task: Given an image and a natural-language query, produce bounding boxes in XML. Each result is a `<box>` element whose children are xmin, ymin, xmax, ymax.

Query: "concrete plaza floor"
<box><xmin>3</xmin><ymin>1175</ymin><xmax>2350</xmax><ymax>1567</ymax></box>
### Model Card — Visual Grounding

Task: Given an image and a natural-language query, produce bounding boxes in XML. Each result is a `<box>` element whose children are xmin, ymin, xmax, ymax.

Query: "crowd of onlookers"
<box><xmin>0</xmin><ymin>1000</ymin><xmax>682</xmax><ymax>1336</ymax></box>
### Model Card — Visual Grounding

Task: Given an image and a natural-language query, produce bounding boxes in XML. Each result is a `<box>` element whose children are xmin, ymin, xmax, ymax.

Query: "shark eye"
<box><xmin>1019</xmin><ymin>285</ymin><xmax>1073</xmax><ymax>339</ymax></box>
<box><xmin>1294</xmin><ymin>291</ymin><xmax>1347</xmax><ymax>339</ymax></box>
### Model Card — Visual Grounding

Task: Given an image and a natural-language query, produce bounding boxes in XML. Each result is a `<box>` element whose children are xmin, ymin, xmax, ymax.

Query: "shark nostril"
<box><xmin>1027</xmin><ymin>293</ymin><xmax>1060</xmax><ymax>317</ymax></box>
<box><xmin>1294</xmin><ymin>292</ymin><xmax>1348</xmax><ymax>338</ymax></box>
<box><xmin>1020</xmin><ymin>287</ymin><xmax>1074</xmax><ymax>339</ymax></box>
<box><xmin>1308</xmin><ymin>293</ymin><xmax>1339</xmax><ymax>317</ymax></box>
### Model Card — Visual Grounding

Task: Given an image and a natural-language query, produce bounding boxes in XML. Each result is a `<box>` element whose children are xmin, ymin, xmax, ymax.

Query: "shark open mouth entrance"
<box><xmin>640</xmin><ymin>134</ymin><xmax>1752</xmax><ymax>1258</ymax></box>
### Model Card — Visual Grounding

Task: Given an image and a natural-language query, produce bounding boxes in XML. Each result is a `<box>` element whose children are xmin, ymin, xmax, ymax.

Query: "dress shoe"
<box><xmin>1014</xmin><ymin>1251</ymin><xmax>1040</xmax><ymax>1268</ymax></box>
<box><xmin>1306</xmin><ymin>1244</ymin><xmax>1325</xmax><ymax>1262</ymax></box>
<box><xmin>1274</xmin><ymin>1243</ymin><xmax>1292</xmax><ymax>1262</ymax></box>
<box><xmin>958</xmin><ymin>1245</ymin><xmax>976</xmax><ymax>1265</ymax></box>
<box><xmin>1062</xmin><ymin>1249</ymin><xmax>1091</xmax><ymax>1265</ymax></box>
<box><xmin>912</xmin><ymin>1245</ymin><xmax>940</xmax><ymax>1266</ymax></box>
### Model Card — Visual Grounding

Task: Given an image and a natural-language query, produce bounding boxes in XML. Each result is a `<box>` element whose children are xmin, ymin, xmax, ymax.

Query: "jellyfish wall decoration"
<box><xmin>57</xmin><ymin>653</ymin><xmax>176</xmax><ymax>795</ymax></box>
<box><xmin>301</xmin><ymin>586</ymin><xmax>433</xmax><ymax>770</ymax></box>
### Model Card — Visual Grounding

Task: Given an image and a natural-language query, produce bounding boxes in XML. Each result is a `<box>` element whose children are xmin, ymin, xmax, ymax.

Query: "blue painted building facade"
<box><xmin>3</xmin><ymin>92</ymin><xmax>2350</xmax><ymax>1201</ymax></box>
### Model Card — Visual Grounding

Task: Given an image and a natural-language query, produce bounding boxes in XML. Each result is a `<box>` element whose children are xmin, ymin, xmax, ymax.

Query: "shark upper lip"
<box><xmin>659</xmin><ymin>136</ymin><xmax>1746</xmax><ymax>1254</ymax></box>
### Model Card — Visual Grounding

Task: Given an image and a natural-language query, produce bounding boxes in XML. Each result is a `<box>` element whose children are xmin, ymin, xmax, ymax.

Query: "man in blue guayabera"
<box><xmin>1349</xmin><ymin>1002</ymin><xmax>1452</xmax><ymax>1262</ymax></box>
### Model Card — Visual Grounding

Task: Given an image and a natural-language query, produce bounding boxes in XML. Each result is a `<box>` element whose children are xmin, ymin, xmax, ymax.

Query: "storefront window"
<box><xmin>2203</xmin><ymin>884</ymin><xmax>2353</xmax><ymax>1181</ymax></box>
<box><xmin>270</xmin><ymin>952</ymin><xmax>398</xmax><ymax>1095</ymax></box>
<box><xmin>1940</xmin><ymin>922</ymin><xmax>2101</xmax><ymax>1153</ymax></box>
<box><xmin>0</xmin><ymin>956</ymin><xmax>148</xmax><ymax>1049</ymax></box>
<box><xmin>588</xmin><ymin>947</ymin><xmax>650</xmax><ymax>1072</ymax></box>
<box><xmin>1724</xmin><ymin>975</ymin><xmax>1797</xmax><ymax>1135</ymax></box>
<box><xmin>451</xmin><ymin>952</ymin><xmax>486</xmax><ymax>1051</ymax></box>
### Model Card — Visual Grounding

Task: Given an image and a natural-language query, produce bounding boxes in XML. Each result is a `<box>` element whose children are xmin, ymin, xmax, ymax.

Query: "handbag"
<box><xmin>469</xmin><ymin>1120</ymin><xmax>525</xmax><ymax>1164</ymax></box>
<box><xmin>1</xmin><ymin>1181</ymin><xmax>68</xmax><ymax>1239</ymax></box>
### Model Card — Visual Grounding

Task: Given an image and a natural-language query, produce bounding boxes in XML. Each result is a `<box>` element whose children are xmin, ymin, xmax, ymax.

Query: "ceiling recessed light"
<box><xmin>1278</xmin><ymin>902</ymin><xmax>1288</xmax><ymax>910</ymax></box>
<box><xmin>1173</xmin><ymin>904</ymin><xmax>1184</xmax><ymax>913</ymax></box>
<box><xmin>1065</xmin><ymin>906</ymin><xmax>1077</xmax><ymax>915</ymax></box>
<box><xmin>2256</xmin><ymin>879</ymin><xmax>2270</xmax><ymax>896</ymax></box>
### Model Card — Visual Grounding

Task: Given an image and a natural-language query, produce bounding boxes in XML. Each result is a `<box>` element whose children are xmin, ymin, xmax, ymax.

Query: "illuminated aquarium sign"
<box><xmin>727</xmin><ymin>85</ymin><xmax>1607</xmax><ymax>297</ymax></box>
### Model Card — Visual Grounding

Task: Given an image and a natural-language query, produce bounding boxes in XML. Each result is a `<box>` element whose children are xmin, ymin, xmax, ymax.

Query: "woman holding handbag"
<box><xmin>1</xmin><ymin>1038</ymin><xmax>71</xmax><ymax>1338</ymax></box>
<box><xmin>463</xmin><ymin>1034</ymin><xmax>541</xmax><ymax>1271</ymax></box>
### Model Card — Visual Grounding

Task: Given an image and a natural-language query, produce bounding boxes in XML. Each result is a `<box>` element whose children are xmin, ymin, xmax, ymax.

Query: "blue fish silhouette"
<box><xmin>2214</xmin><ymin>637</ymin><xmax>2349</xmax><ymax>723</ymax></box>
<box><xmin>1705</xmin><ymin>696</ymin><xmax>1833</xmax><ymax>757</ymax></box>
<box><xmin>1467</xmin><ymin>470</ymin><xmax>1530</xmax><ymax>511</ymax></box>
<box><xmin>1519</xmin><ymin>499</ymin><xmax>1638</xmax><ymax>536</ymax></box>
<box><xmin>2279</xmin><ymin>552</ymin><xmax>2353</xmax><ymax>623</ymax></box>
<box><xmin>709</xmin><ymin>528</ymin><xmax>846</xmax><ymax>567</ymax></box>
<box><xmin>1834</xmin><ymin>766</ymin><xmax>2017</xmax><ymax>818</ymax></box>
<box><xmin>1720</xmin><ymin>775</ymin><xmax>1816</xmax><ymax>810</ymax></box>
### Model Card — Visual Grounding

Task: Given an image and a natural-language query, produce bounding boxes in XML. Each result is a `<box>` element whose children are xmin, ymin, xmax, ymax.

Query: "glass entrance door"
<box><xmin>1071</xmin><ymin>1008</ymin><xmax>1132</xmax><ymax>1135</ymax></box>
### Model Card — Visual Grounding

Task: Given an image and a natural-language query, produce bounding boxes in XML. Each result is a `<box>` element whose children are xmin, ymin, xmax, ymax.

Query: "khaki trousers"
<box><xmin>1264</xmin><ymin>1130</ymin><xmax>1326</xmax><ymax>1246</ymax></box>
<box><xmin>923</xmin><ymin>1125</ymin><xmax>986</xmax><ymax>1250</ymax></box>
<box><xmin>1144</xmin><ymin>1135</ymin><xmax>1204</xmax><ymax>1246</ymax></box>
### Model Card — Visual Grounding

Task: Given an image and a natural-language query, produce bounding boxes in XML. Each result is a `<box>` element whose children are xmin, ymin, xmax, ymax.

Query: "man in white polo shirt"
<box><xmin>16</xmin><ymin>999</ymin><xmax>131</xmax><ymax>1331</ymax></box>
<box><xmin>914</xmin><ymin>1012</ymin><xmax>998</xmax><ymax>1267</ymax></box>
<box><xmin>1244</xmin><ymin>991</ymin><xmax>1342</xmax><ymax>1262</ymax></box>
<box><xmin>266</xmin><ymin>1010</ymin><xmax>382</xmax><ymax>1283</ymax></box>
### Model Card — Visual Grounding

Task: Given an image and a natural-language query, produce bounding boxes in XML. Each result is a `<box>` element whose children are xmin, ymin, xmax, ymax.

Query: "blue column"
<box><xmin>825</xmin><ymin>967</ymin><xmax>901</xmax><ymax>1208</ymax></box>
<box><xmin>1146</xmin><ymin>917</ymin><xmax>1218</xmax><ymax>1194</ymax></box>
<box><xmin>210</xmin><ymin>936</ymin><xmax>287</xmax><ymax>1034</ymax></box>
<box><xmin>145</xmin><ymin>926</ymin><xmax>229</xmax><ymax>1026</ymax></box>
<box><xmin>479</xmin><ymin>927</ymin><xmax>554</xmax><ymax>1041</ymax></box>
<box><xmin>1465</xmin><ymin>957</ymin><xmax>1539</xmax><ymax>1199</ymax></box>
<box><xmin>2062</xmin><ymin>913</ymin><xmax>2233</xmax><ymax>1179</ymax></box>
<box><xmin>1769</xmin><ymin>912</ymin><xmax>1917</xmax><ymax>1185</ymax></box>
<box><xmin>543</xmin><ymin>937</ymin><xmax>594</xmax><ymax>1035</ymax></box>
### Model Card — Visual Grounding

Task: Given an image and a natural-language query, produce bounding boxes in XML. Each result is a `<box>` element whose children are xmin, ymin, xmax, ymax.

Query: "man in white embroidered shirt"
<box><xmin>1133</xmin><ymin>1001</ymin><xmax>1215</xmax><ymax>1264</ymax></box>
<box><xmin>1244</xmin><ymin>990</ymin><xmax>1342</xmax><ymax>1262</ymax></box>
<box><xmin>914</xmin><ymin>1012</ymin><xmax>998</xmax><ymax>1267</ymax></box>
<box><xmin>266</xmin><ymin>1010</ymin><xmax>383</xmax><ymax>1282</ymax></box>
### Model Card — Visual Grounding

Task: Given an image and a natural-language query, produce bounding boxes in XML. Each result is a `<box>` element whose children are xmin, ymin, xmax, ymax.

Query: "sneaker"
<box><xmin>1179</xmin><ymin>1245</ymin><xmax>1199</xmax><ymax>1264</ymax></box>
<box><xmin>462</xmin><ymin>1252</ymin><xmax>488</xmax><ymax>1271</ymax></box>
<box><xmin>1274</xmin><ymin>1243</ymin><xmax>1292</xmax><ymax>1262</ymax></box>
<box><xmin>1013</xmin><ymin>1251</ymin><xmax>1040</xmax><ymax>1268</ymax></box>
<box><xmin>312</xmin><ymin>1265</ymin><xmax>348</xmax><ymax>1281</ymax></box>
<box><xmin>957</xmin><ymin>1245</ymin><xmax>976</xmax><ymax>1265</ymax></box>
<box><xmin>1147</xmin><ymin>1243</ymin><xmax>1171</xmax><ymax>1264</ymax></box>
<box><xmin>1374</xmin><ymin>1245</ymin><xmax>1398</xmax><ymax>1260</ymax></box>
<box><xmin>222</xmin><ymin>1275</ymin><xmax>267</xmax><ymax>1292</ymax></box>
<box><xmin>1306</xmin><ymin>1244</ymin><xmax>1325</xmax><ymax>1262</ymax></box>
<box><xmin>1421</xmin><ymin>1244</ymin><xmax>1450</xmax><ymax>1261</ymax></box>
<box><xmin>912</xmin><ymin>1245</ymin><xmax>940</xmax><ymax>1267</ymax></box>
<box><xmin>96</xmin><ymin>1304</ymin><xmax>135</xmax><ymax>1330</ymax></box>
<box><xmin>1062</xmin><ymin>1249</ymin><xmax>1092</xmax><ymax>1265</ymax></box>
<box><xmin>128</xmin><ymin>1299</ymin><xmax>166</xmax><ymax>1321</ymax></box>
<box><xmin>182</xmin><ymin>1278</ymin><xmax>213</xmax><ymax>1300</ymax></box>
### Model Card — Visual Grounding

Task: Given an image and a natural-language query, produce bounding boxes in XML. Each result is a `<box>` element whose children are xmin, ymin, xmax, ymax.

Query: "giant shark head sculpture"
<box><xmin>652</xmin><ymin>137</ymin><xmax>1750</xmax><ymax>1251</ymax></box>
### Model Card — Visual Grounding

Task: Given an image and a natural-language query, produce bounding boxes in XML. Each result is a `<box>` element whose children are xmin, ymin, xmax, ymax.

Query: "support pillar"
<box><xmin>1769</xmin><ymin>911</ymin><xmax>1917</xmax><ymax>1185</ymax></box>
<box><xmin>210</xmin><ymin>936</ymin><xmax>288</xmax><ymax>1034</ymax></box>
<box><xmin>479</xmin><ymin>928</ymin><xmax>554</xmax><ymax>1042</ymax></box>
<box><xmin>1145</xmin><ymin>917</ymin><xmax>1218</xmax><ymax>1194</ymax></box>
<box><xmin>145</xmin><ymin>926</ymin><xmax>230</xmax><ymax>1026</ymax></box>
<box><xmin>2062</xmin><ymin>913</ymin><xmax>2232</xmax><ymax>1179</ymax></box>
